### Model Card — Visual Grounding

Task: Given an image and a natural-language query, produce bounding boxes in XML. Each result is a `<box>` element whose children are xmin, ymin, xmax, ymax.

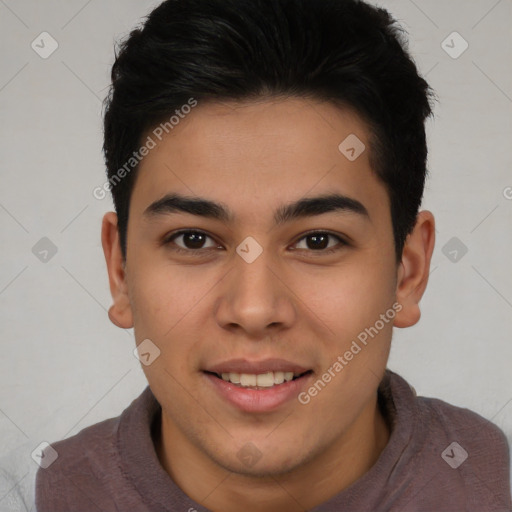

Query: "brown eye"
<box><xmin>305</xmin><ymin>233</ymin><xmax>329</xmax><ymax>250</ymax></box>
<box><xmin>293</xmin><ymin>231</ymin><xmax>347</xmax><ymax>253</ymax></box>
<box><xmin>167</xmin><ymin>230</ymin><xmax>218</xmax><ymax>251</ymax></box>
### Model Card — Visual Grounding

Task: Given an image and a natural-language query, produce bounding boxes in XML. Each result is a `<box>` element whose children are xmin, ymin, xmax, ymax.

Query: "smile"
<box><xmin>202</xmin><ymin>363</ymin><xmax>314</xmax><ymax>412</ymax></box>
<box><xmin>207</xmin><ymin>370</ymin><xmax>312</xmax><ymax>389</ymax></box>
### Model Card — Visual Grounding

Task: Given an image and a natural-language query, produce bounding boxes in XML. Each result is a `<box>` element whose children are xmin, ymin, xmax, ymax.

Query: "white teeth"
<box><xmin>221</xmin><ymin>372</ymin><xmax>241</xmax><ymax>383</ymax></box>
<box><xmin>274</xmin><ymin>371</ymin><xmax>285</xmax><ymax>384</ymax></box>
<box><xmin>217</xmin><ymin>370</ymin><xmax>305</xmax><ymax>387</ymax></box>
<box><xmin>229</xmin><ymin>372</ymin><xmax>240</xmax><ymax>384</ymax></box>
<box><xmin>240</xmin><ymin>373</ymin><xmax>257</xmax><ymax>386</ymax></box>
<box><xmin>256</xmin><ymin>372</ymin><xmax>275</xmax><ymax>387</ymax></box>
<box><xmin>284</xmin><ymin>372</ymin><xmax>294</xmax><ymax>382</ymax></box>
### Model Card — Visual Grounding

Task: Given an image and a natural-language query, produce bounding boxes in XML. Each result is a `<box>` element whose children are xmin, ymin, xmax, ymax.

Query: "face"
<box><xmin>107</xmin><ymin>97</ymin><xmax>413</xmax><ymax>477</ymax></box>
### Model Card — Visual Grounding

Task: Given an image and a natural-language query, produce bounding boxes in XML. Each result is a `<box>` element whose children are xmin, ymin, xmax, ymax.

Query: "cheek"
<box><xmin>291</xmin><ymin>257</ymin><xmax>395</xmax><ymax>339</ymax></box>
<box><xmin>129</xmin><ymin>260</ymin><xmax>212</xmax><ymax>337</ymax></box>
<box><xmin>128</xmin><ymin>266</ymin><xmax>207</xmax><ymax>379</ymax></box>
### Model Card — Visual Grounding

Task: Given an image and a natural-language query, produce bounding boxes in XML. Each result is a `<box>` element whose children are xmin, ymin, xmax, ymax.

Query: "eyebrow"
<box><xmin>143</xmin><ymin>192</ymin><xmax>370</xmax><ymax>225</ymax></box>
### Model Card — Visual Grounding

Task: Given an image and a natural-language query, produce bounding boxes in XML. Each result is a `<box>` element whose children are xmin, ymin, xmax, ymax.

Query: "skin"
<box><xmin>102</xmin><ymin>97</ymin><xmax>435</xmax><ymax>511</ymax></box>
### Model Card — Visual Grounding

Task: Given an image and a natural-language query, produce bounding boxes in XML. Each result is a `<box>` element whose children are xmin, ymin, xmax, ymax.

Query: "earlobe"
<box><xmin>394</xmin><ymin>210</ymin><xmax>435</xmax><ymax>328</ymax></box>
<box><xmin>101</xmin><ymin>212</ymin><xmax>134</xmax><ymax>329</ymax></box>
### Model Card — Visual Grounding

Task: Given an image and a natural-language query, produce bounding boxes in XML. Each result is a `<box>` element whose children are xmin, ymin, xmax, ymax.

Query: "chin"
<box><xmin>226</xmin><ymin>458</ymin><xmax>302</xmax><ymax>479</ymax></box>
<box><xmin>208</xmin><ymin>443</ymin><xmax>308</xmax><ymax>478</ymax></box>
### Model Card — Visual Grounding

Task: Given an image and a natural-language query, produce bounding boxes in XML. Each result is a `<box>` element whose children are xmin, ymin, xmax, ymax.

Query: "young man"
<box><xmin>33</xmin><ymin>0</ymin><xmax>511</xmax><ymax>510</ymax></box>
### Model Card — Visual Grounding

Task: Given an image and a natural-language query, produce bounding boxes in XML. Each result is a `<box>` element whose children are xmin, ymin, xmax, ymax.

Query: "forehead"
<box><xmin>131</xmin><ymin>97</ymin><xmax>389</xmax><ymax>223</ymax></box>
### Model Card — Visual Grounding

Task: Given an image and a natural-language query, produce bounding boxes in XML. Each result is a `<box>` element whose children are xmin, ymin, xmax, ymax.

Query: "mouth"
<box><xmin>202</xmin><ymin>360</ymin><xmax>315</xmax><ymax>413</ymax></box>
<box><xmin>204</xmin><ymin>370</ymin><xmax>313</xmax><ymax>390</ymax></box>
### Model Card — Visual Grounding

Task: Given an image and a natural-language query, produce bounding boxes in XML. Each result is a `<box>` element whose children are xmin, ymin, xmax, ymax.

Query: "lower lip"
<box><xmin>203</xmin><ymin>372</ymin><xmax>313</xmax><ymax>413</ymax></box>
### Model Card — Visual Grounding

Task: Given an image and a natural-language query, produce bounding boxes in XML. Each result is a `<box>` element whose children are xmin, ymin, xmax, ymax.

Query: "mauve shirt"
<box><xmin>35</xmin><ymin>370</ymin><xmax>512</xmax><ymax>511</ymax></box>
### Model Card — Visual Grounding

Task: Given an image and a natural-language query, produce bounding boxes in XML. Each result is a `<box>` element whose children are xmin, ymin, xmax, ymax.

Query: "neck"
<box><xmin>155</xmin><ymin>393</ymin><xmax>390</xmax><ymax>512</ymax></box>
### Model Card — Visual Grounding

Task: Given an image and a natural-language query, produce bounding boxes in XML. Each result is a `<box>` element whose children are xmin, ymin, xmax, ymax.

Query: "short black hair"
<box><xmin>102</xmin><ymin>0</ymin><xmax>434</xmax><ymax>262</ymax></box>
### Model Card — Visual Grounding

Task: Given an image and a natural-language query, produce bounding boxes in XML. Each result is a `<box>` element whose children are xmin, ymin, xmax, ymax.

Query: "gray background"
<box><xmin>1</xmin><ymin>0</ymin><xmax>511</xmax><ymax>472</ymax></box>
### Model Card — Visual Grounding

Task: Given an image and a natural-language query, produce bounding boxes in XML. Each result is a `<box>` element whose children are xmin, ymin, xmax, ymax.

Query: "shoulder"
<box><xmin>36</xmin><ymin>414</ymin><xmax>120</xmax><ymax>482</ymax></box>
<box><xmin>34</xmin><ymin>388</ymin><xmax>157</xmax><ymax>511</ymax></box>
<box><xmin>387</xmin><ymin>370</ymin><xmax>509</xmax><ymax>461</ymax></box>
<box><xmin>34</xmin><ymin>415</ymin><xmax>124</xmax><ymax>512</ymax></box>
<box><xmin>384</xmin><ymin>371</ymin><xmax>511</xmax><ymax>509</ymax></box>
<box><xmin>418</xmin><ymin>393</ymin><xmax>510</xmax><ymax>458</ymax></box>
<box><xmin>415</xmin><ymin>390</ymin><xmax>511</xmax><ymax>508</ymax></box>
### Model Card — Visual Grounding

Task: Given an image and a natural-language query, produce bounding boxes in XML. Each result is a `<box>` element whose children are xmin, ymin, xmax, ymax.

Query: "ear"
<box><xmin>394</xmin><ymin>210</ymin><xmax>435</xmax><ymax>328</ymax></box>
<box><xmin>101</xmin><ymin>212</ymin><xmax>134</xmax><ymax>329</ymax></box>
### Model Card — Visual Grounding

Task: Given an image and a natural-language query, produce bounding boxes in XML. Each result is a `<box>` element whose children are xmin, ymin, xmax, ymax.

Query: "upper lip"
<box><xmin>205</xmin><ymin>358</ymin><xmax>311</xmax><ymax>375</ymax></box>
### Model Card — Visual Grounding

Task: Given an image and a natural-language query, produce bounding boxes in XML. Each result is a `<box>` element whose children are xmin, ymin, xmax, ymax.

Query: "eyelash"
<box><xmin>163</xmin><ymin>229</ymin><xmax>348</xmax><ymax>256</ymax></box>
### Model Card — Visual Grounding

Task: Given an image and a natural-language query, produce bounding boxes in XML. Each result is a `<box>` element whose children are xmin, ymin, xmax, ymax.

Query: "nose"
<box><xmin>214</xmin><ymin>248</ymin><xmax>297</xmax><ymax>338</ymax></box>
